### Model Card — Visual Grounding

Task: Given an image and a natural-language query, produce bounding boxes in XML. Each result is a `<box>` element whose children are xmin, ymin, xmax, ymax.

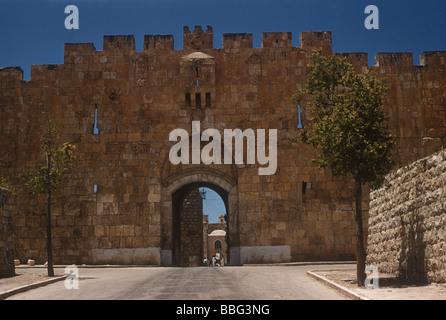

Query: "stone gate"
<box><xmin>0</xmin><ymin>26</ymin><xmax>445</xmax><ymax>265</ymax></box>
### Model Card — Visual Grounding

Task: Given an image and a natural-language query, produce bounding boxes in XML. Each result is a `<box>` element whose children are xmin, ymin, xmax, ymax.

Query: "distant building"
<box><xmin>203</xmin><ymin>214</ymin><xmax>227</xmax><ymax>266</ymax></box>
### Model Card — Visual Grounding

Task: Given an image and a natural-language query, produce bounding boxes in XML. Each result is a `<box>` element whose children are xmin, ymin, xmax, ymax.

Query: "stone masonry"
<box><xmin>367</xmin><ymin>150</ymin><xmax>446</xmax><ymax>283</ymax></box>
<box><xmin>179</xmin><ymin>188</ymin><xmax>203</xmax><ymax>267</ymax></box>
<box><xmin>0</xmin><ymin>26</ymin><xmax>445</xmax><ymax>266</ymax></box>
<box><xmin>0</xmin><ymin>187</ymin><xmax>14</xmax><ymax>277</ymax></box>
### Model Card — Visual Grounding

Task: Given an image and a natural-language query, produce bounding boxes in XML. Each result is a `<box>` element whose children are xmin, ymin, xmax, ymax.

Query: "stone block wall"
<box><xmin>179</xmin><ymin>188</ymin><xmax>203</xmax><ymax>267</ymax></box>
<box><xmin>0</xmin><ymin>26</ymin><xmax>445</xmax><ymax>265</ymax></box>
<box><xmin>0</xmin><ymin>187</ymin><xmax>14</xmax><ymax>278</ymax></box>
<box><xmin>367</xmin><ymin>150</ymin><xmax>446</xmax><ymax>283</ymax></box>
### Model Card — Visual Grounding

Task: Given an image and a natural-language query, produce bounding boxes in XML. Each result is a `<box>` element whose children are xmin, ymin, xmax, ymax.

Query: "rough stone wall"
<box><xmin>0</xmin><ymin>187</ymin><xmax>14</xmax><ymax>277</ymax></box>
<box><xmin>367</xmin><ymin>150</ymin><xmax>446</xmax><ymax>283</ymax></box>
<box><xmin>0</xmin><ymin>26</ymin><xmax>445</xmax><ymax>265</ymax></box>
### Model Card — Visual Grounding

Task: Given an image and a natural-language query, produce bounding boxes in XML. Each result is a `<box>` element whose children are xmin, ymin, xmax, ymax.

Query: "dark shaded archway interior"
<box><xmin>172</xmin><ymin>182</ymin><xmax>228</xmax><ymax>266</ymax></box>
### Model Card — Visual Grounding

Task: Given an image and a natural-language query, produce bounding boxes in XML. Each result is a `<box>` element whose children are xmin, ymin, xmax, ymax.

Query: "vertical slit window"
<box><xmin>302</xmin><ymin>181</ymin><xmax>307</xmax><ymax>210</ymax></box>
<box><xmin>195</xmin><ymin>93</ymin><xmax>201</xmax><ymax>109</ymax></box>
<box><xmin>185</xmin><ymin>93</ymin><xmax>191</xmax><ymax>107</ymax></box>
<box><xmin>94</xmin><ymin>104</ymin><xmax>99</xmax><ymax>135</ymax></box>
<box><xmin>297</xmin><ymin>105</ymin><xmax>303</xmax><ymax>129</ymax></box>
<box><xmin>205</xmin><ymin>93</ymin><xmax>211</xmax><ymax>108</ymax></box>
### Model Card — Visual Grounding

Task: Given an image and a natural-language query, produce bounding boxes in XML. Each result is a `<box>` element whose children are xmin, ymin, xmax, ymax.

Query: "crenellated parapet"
<box><xmin>222</xmin><ymin>33</ymin><xmax>253</xmax><ymax>50</ymax></box>
<box><xmin>183</xmin><ymin>25</ymin><xmax>213</xmax><ymax>51</ymax></box>
<box><xmin>103</xmin><ymin>35</ymin><xmax>136</xmax><ymax>52</ymax></box>
<box><xmin>420</xmin><ymin>51</ymin><xmax>446</xmax><ymax>69</ymax></box>
<box><xmin>300</xmin><ymin>31</ymin><xmax>332</xmax><ymax>55</ymax></box>
<box><xmin>144</xmin><ymin>34</ymin><xmax>174</xmax><ymax>51</ymax></box>
<box><xmin>46</xmin><ymin>26</ymin><xmax>444</xmax><ymax>70</ymax></box>
<box><xmin>0</xmin><ymin>67</ymin><xmax>23</xmax><ymax>82</ymax></box>
<box><xmin>375</xmin><ymin>52</ymin><xmax>414</xmax><ymax>68</ymax></box>
<box><xmin>262</xmin><ymin>32</ymin><xmax>292</xmax><ymax>48</ymax></box>
<box><xmin>0</xmin><ymin>26</ymin><xmax>444</xmax><ymax>87</ymax></box>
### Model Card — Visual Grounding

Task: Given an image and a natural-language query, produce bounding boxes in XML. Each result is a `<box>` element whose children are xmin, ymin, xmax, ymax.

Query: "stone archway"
<box><xmin>160</xmin><ymin>167</ymin><xmax>240</xmax><ymax>266</ymax></box>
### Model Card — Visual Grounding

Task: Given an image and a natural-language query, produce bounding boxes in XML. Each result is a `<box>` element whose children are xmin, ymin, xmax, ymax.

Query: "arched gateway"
<box><xmin>160</xmin><ymin>167</ymin><xmax>240</xmax><ymax>266</ymax></box>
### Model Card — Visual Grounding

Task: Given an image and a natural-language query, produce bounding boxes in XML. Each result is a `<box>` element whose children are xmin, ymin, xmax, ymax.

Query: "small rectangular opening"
<box><xmin>195</xmin><ymin>93</ymin><xmax>201</xmax><ymax>109</ymax></box>
<box><xmin>302</xmin><ymin>181</ymin><xmax>307</xmax><ymax>196</ymax></box>
<box><xmin>185</xmin><ymin>93</ymin><xmax>191</xmax><ymax>107</ymax></box>
<box><xmin>205</xmin><ymin>93</ymin><xmax>211</xmax><ymax>108</ymax></box>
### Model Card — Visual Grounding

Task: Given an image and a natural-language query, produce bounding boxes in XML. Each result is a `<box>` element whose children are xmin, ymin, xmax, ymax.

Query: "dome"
<box><xmin>209</xmin><ymin>229</ymin><xmax>226</xmax><ymax>236</ymax></box>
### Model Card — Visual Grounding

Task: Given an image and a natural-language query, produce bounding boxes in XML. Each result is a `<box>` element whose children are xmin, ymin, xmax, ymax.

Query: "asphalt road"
<box><xmin>6</xmin><ymin>264</ymin><xmax>353</xmax><ymax>300</ymax></box>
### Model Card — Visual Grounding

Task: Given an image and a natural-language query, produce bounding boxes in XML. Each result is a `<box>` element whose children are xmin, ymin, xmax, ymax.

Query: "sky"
<box><xmin>202</xmin><ymin>188</ymin><xmax>226</xmax><ymax>223</ymax></box>
<box><xmin>1</xmin><ymin>0</ymin><xmax>445</xmax><ymax>221</ymax></box>
<box><xmin>0</xmin><ymin>0</ymin><xmax>445</xmax><ymax>80</ymax></box>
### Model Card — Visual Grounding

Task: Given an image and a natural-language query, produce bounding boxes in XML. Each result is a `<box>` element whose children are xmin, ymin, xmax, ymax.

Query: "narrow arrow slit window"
<box><xmin>94</xmin><ymin>104</ymin><xmax>99</xmax><ymax>135</ymax></box>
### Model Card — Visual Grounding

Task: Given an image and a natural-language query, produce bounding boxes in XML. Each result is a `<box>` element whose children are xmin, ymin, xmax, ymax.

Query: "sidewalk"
<box><xmin>308</xmin><ymin>268</ymin><xmax>446</xmax><ymax>300</ymax></box>
<box><xmin>0</xmin><ymin>267</ymin><xmax>66</xmax><ymax>299</ymax></box>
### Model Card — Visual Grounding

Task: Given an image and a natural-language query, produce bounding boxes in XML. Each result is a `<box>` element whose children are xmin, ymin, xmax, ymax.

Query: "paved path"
<box><xmin>6</xmin><ymin>264</ymin><xmax>353</xmax><ymax>300</ymax></box>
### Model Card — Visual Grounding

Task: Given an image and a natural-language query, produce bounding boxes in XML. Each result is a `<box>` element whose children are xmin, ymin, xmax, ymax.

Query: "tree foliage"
<box><xmin>0</xmin><ymin>177</ymin><xmax>20</xmax><ymax>196</ymax></box>
<box><xmin>26</xmin><ymin>120</ymin><xmax>76</xmax><ymax>195</ymax></box>
<box><xmin>295</xmin><ymin>51</ymin><xmax>395</xmax><ymax>190</ymax></box>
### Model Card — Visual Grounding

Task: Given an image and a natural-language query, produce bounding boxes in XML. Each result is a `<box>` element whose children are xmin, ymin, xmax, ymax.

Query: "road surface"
<box><xmin>6</xmin><ymin>264</ymin><xmax>353</xmax><ymax>300</ymax></box>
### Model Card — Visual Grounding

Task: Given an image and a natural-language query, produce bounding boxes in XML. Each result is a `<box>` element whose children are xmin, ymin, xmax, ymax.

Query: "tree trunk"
<box><xmin>46</xmin><ymin>184</ymin><xmax>54</xmax><ymax>277</ymax></box>
<box><xmin>354</xmin><ymin>175</ymin><xmax>366</xmax><ymax>287</ymax></box>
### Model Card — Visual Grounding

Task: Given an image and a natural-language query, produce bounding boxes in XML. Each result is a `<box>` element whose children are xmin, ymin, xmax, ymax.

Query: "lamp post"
<box><xmin>200</xmin><ymin>188</ymin><xmax>207</xmax><ymax>200</ymax></box>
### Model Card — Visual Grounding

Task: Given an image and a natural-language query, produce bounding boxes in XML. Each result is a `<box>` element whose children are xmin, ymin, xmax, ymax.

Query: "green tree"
<box><xmin>0</xmin><ymin>177</ymin><xmax>20</xmax><ymax>196</ymax></box>
<box><xmin>26</xmin><ymin>120</ymin><xmax>76</xmax><ymax>277</ymax></box>
<box><xmin>294</xmin><ymin>52</ymin><xmax>395</xmax><ymax>286</ymax></box>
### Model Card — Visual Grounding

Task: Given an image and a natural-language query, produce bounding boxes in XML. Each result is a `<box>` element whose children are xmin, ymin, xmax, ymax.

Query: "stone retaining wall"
<box><xmin>0</xmin><ymin>187</ymin><xmax>14</xmax><ymax>278</ymax></box>
<box><xmin>367</xmin><ymin>151</ymin><xmax>446</xmax><ymax>283</ymax></box>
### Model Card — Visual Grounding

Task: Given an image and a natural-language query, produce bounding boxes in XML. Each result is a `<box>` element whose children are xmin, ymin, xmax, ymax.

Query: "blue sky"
<box><xmin>0</xmin><ymin>0</ymin><xmax>445</xmax><ymax>80</ymax></box>
<box><xmin>0</xmin><ymin>0</ymin><xmax>445</xmax><ymax>221</ymax></box>
<box><xmin>202</xmin><ymin>188</ymin><xmax>226</xmax><ymax>223</ymax></box>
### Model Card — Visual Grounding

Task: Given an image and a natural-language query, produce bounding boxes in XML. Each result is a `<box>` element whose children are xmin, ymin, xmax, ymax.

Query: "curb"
<box><xmin>306</xmin><ymin>270</ymin><xmax>370</xmax><ymax>300</ymax></box>
<box><xmin>0</xmin><ymin>275</ymin><xmax>67</xmax><ymax>300</ymax></box>
<box><xmin>243</xmin><ymin>261</ymin><xmax>356</xmax><ymax>267</ymax></box>
<box><xmin>15</xmin><ymin>264</ymin><xmax>159</xmax><ymax>269</ymax></box>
